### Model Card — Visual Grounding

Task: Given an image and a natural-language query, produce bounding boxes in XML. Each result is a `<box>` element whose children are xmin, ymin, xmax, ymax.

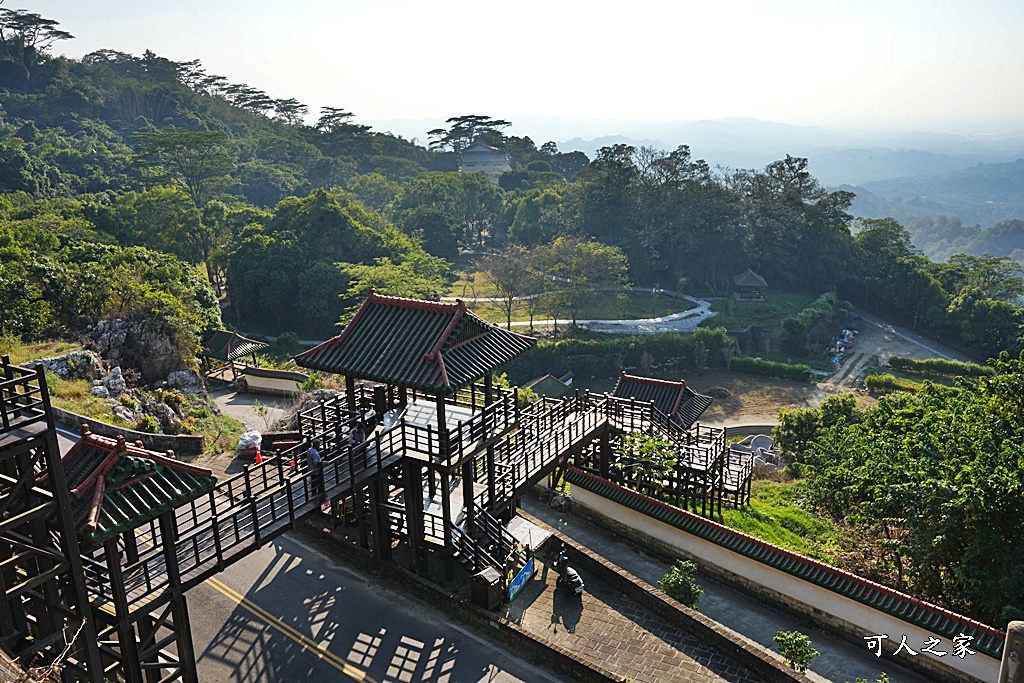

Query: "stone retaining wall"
<box><xmin>518</xmin><ymin>510</ymin><xmax>818</xmax><ymax>683</ymax></box>
<box><xmin>52</xmin><ymin>407</ymin><xmax>205</xmax><ymax>457</ymax></box>
<box><xmin>567</xmin><ymin>473</ymin><xmax>1000</xmax><ymax>683</ymax></box>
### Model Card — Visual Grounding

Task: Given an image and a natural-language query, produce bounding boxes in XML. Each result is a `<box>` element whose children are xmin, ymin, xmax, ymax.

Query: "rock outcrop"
<box><xmin>88</xmin><ymin>315</ymin><xmax>185</xmax><ymax>383</ymax></box>
<box><xmin>35</xmin><ymin>350</ymin><xmax>104</xmax><ymax>381</ymax></box>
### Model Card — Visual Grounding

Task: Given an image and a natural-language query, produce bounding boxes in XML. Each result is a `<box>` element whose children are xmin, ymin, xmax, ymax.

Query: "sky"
<box><xmin>14</xmin><ymin>0</ymin><xmax>1024</xmax><ymax>141</ymax></box>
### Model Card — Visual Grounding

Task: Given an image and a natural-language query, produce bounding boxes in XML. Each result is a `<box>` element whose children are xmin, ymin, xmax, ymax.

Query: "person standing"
<box><xmin>306</xmin><ymin>438</ymin><xmax>323</xmax><ymax>494</ymax></box>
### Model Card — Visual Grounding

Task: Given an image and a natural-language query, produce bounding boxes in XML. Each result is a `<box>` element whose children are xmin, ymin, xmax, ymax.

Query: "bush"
<box><xmin>863</xmin><ymin>373</ymin><xmax>936</xmax><ymax>394</ymax></box>
<box><xmin>730</xmin><ymin>356</ymin><xmax>812</xmax><ymax>382</ymax></box>
<box><xmin>503</xmin><ymin>328</ymin><xmax>733</xmax><ymax>383</ymax></box>
<box><xmin>275</xmin><ymin>330</ymin><xmax>301</xmax><ymax>356</ymax></box>
<box><xmin>657</xmin><ymin>559</ymin><xmax>703</xmax><ymax>609</ymax></box>
<box><xmin>888</xmin><ymin>356</ymin><xmax>994</xmax><ymax>378</ymax></box>
<box><xmin>135</xmin><ymin>415</ymin><xmax>159</xmax><ymax>433</ymax></box>
<box><xmin>162</xmin><ymin>390</ymin><xmax>187</xmax><ymax>413</ymax></box>
<box><xmin>773</xmin><ymin>630</ymin><xmax>819</xmax><ymax>673</ymax></box>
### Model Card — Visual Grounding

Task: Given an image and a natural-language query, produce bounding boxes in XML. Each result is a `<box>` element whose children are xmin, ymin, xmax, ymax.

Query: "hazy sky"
<box><xmin>16</xmin><ymin>0</ymin><xmax>1024</xmax><ymax>140</ymax></box>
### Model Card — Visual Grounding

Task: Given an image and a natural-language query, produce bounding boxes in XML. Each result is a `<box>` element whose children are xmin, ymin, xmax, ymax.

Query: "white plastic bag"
<box><xmin>238</xmin><ymin>430</ymin><xmax>262</xmax><ymax>450</ymax></box>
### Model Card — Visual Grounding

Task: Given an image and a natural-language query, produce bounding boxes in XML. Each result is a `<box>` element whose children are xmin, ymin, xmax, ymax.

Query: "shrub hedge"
<box><xmin>730</xmin><ymin>356</ymin><xmax>812</xmax><ymax>382</ymax></box>
<box><xmin>864</xmin><ymin>373</ymin><xmax>919</xmax><ymax>394</ymax></box>
<box><xmin>504</xmin><ymin>327</ymin><xmax>732</xmax><ymax>383</ymax></box>
<box><xmin>888</xmin><ymin>356</ymin><xmax>994</xmax><ymax>378</ymax></box>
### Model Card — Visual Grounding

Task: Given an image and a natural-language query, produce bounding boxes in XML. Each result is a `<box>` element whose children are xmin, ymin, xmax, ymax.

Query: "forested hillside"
<box><xmin>1</xmin><ymin>7</ymin><xmax>1022</xmax><ymax>366</ymax></box>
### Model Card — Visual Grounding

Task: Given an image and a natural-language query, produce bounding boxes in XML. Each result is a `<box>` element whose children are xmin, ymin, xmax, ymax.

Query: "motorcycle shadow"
<box><xmin>550</xmin><ymin>579</ymin><xmax>583</xmax><ymax>634</ymax></box>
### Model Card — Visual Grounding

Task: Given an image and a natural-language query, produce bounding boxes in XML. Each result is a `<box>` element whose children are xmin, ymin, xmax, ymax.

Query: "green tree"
<box><xmin>806</xmin><ymin>354</ymin><xmax>1024</xmax><ymax>623</ymax></box>
<box><xmin>616</xmin><ymin>432</ymin><xmax>676</xmax><ymax>496</ymax></box>
<box><xmin>0</xmin><ymin>8</ymin><xmax>73</xmax><ymax>71</ymax></box>
<box><xmin>132</xmin><ymin>128</ymin><xmax>233</xmax><ymax>207</ymax></box>
<box><xmin>485</xmin><ymin>245</ymin><xmax>536</xmax><ymax>329</ymax></box>
<box><xmin>341</xmin><ymin>257</ymin><xmax>447</xmax><ymax>304</ymax></box>
<box><xmin>541</xmin><ymin>237</ymin><xmax>629</xmax><ymax>326</ymax></box>
<box><xmin>428</xmin><ymin>115</ymin><xmax>511</xmax><ymax>153</ymax></box>
<box><xmin>401</xmin><ymin>206</ymin><xmax>459</xmax><ymax>260</ymax></box>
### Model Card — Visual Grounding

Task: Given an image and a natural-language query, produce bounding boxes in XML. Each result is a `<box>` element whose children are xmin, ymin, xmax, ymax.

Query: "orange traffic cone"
<box><xmin>254</xmin><ymin>449</ymin><xmax>263</xmax><ymax>464</ymax></box>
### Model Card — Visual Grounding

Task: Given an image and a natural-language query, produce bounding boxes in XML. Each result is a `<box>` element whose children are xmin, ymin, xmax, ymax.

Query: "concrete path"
<box><xmin>510</xmin><ymin>552</ymin><xmax>759</xmax><ymax>683</ymax></box>
<box><xmin>521</xmin><ymin>495</ymin><xmax>931</xmax><ymax>683</ymax></box>
<box><xmin>210</xmin><ymin>388</ymin><xmax>292</xmax><ymax>432</ymax></box>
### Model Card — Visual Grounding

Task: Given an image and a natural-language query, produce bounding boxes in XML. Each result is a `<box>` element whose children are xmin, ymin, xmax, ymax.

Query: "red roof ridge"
<box><xmin>425</xmin><ymin>302</ymin><xmax>465</xmax><ymax>362</ymax></box>
<box><xmin>436</xmin><ymin>350</ymin><xmax>451</xmax><ymax>389</ymax></box>
<box><xmin>617</xmin><ymin>371</ymin><xmax>688</xmax><ymax>390</ymax></box>
<box><xmin>368</xmin><ymin>289</ymin><xmax>464</xmax><ymax>314</ymax></box>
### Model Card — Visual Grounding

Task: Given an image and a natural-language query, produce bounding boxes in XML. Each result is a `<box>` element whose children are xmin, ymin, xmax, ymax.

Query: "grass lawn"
<box><xmin>699</xmin><ymin>291</ymin><xmax>819</xmax><ymax>332</ymax></box>
<box><xmin>0</xmin><ymin>339</ymin><xmax>82</xmax><ymax>366</ymax></box>
<box><xmin>718</xmin><ymin>479</ymin><xmax>847</xmax><ymax>564</ymax></box>
<box><xmin>468</xmin><ymin>291</ymin><xmax>692</xmax><ymax>325</ymax></box>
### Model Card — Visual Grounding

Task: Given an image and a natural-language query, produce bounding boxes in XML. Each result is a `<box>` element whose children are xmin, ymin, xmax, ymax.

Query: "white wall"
<box><xmin>573</xmin><ymin>486</ymin><xmax>1000</xmax><ymax>683</ymax></box>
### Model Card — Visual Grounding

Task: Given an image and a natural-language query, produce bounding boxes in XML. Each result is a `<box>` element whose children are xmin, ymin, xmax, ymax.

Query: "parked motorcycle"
<box><xmin>552</xmin><ymin>548</ymin><xmax>585</xmax><ymax>596</ymax></box>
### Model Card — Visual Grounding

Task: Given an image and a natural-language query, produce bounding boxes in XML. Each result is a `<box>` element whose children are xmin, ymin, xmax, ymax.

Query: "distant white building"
<box><xmin>458</xmin><ymin>140</ymin><xmax>510</xmax><ymax>180</ymax></box>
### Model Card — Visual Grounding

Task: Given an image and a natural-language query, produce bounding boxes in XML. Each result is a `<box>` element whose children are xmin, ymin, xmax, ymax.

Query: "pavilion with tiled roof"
<box><xmin>612</xmin><ymin>372</ymin><xmax>713</xmax><ymax>429</ymax></box>
<box><xmin>295</xmin><ymin>290</ymin><xmax>537</xmax><ymax>577</ymax></box>
<box><xmin>46</xmin><ymin>425</ymin><xmax>217</xmax><ymax>546</ymax></box>
<box><xmin>296</xmin><ymin>290</ymin><xmax>535</xmax><ymax>394</ymax></box>
<box><xmin>201</xmin><ymin>329</ymin><xmax>270</xmax><ymax>380</ymax></box>
<box><xmin>732</xmin><ymin>268</ymin><xmax>768</xmax><ymax>299</ymax></box>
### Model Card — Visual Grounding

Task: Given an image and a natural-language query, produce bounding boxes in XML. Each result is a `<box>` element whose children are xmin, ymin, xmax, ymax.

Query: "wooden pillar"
<box><xmin>368</xmin><ymin>476</ymin><xmax>391</xmax><ymax>567</ymax></box>
<box><xmin>124</xmin><ymin>528</ymin><xmax>140</xmax><ymax>565</ymax></box>
<box><xmin>435</xmin><ymin>392</ymin><xmax>448</xmax><ymax>462</ymax></box>
<box><xmin>104</xmin><ymin>539</ymin><xmax>143</xmax><ymax>683</ymax></box>
<box><xmin>484</xmin><ymin>374</ymin><xmax>496</xmax><ymax>510</ymax></box>
<box><xmin>403</xmin><ymin>461</ymin><xmax>428</xmax><ymax>574</ymax></box>
<box><xmin>599</xmin><ymin>428</ymin><xmax>611</xmax><ymax>480</ymax></box>
<box><xmin>486</xmin><ymin>445</ymin><xmax>496</xmax><ymax>512</ymax></box>
<box><xmin>440</xmin><ymin>469</ymin><xmax>454</xmax><ymax>580</ymax></box>
<box><xmin>461</xmin><ymin>461</ymin><xmax>475</xmax><ymax>526</ymax></box>
<box><xmin>159</xmin><ymin>511</ymin><xmax>198</xmax><ymax>683</ymax></box>
<box><xmin>35</xmin><ymin>395</ymin><xmax>105</xmax><ymax>683</ymax></box>
<box><xmin>345</xmin><ymin>375</ymin><xmax>357</xmax><ymax>417</ymax></box>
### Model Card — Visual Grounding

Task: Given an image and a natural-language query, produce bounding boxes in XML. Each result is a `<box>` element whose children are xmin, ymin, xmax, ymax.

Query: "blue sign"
<box><xmin>508</xmin><ymin>557</ymin><xmax>535</xmax><ymax>601</ymax></box>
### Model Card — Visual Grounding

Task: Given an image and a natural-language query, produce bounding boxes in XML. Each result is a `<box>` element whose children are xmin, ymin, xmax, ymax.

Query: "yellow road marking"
<box><xmin>205</xmin><ymin>577</ymin><xmax>379</xmax><ymax>683</ymax></box>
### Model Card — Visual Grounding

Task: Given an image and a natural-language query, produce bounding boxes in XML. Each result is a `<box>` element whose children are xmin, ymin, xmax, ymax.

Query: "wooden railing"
<box><xmin>0</xmin><ymin>357</ymin><xmax>50</xmax><ymax>436</ymax></box>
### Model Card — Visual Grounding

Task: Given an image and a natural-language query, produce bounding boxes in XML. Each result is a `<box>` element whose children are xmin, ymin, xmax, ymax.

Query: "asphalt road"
<box><xmin>188</xmin><ymin>534</ymin><xmax>562</xmax><ymax>683</ymax></box>
<box><xmin>53</xmin><ymin>428</ymin><xmax>564</xmax><ymax>683</ymax></box>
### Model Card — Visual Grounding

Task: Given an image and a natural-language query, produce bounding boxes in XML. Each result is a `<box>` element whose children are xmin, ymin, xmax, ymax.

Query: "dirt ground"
<box><xmin>573</xmin><ymin>309</ymin><xmax>972</xmax><ymax>426</ymax></box>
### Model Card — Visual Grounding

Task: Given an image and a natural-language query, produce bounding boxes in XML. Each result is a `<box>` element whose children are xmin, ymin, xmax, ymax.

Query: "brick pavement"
<box><xmin>507</xmin><ymin>558</ymin><xmax>762</xmax><ymax>683</ymax></box>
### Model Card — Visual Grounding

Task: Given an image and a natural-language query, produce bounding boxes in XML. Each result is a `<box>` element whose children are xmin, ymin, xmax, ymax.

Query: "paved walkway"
<box><xmin>508</xmin><ymin>555</ymin><xmax>759</xmax><ymax>683</ymax></box>
<box><xmin>521</xmin><ymin>495</ymin><xmax>930</xmax><ymax>683</ymax></box>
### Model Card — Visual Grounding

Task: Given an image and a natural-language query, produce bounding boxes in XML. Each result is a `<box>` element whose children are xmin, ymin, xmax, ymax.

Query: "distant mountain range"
<box><xmin>555</xmin><ymin>118</ymin><xmax>1024</xmax><ymax>235</ymax></box>
<box><xmin>375</xmin><ymin>115</ymin><xmax>1024</xmax><ymax>231</ymax></box>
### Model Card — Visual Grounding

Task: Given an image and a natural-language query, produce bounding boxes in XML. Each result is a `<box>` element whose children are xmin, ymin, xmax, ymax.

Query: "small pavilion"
<box><xmin>295</xmin><ymin>289</ymin><xmax>536</xmax><ymax>574</ymax></box>
<box><xmin>612</xmin><ymin>372</ymin><xmax>713</xmax><ymax>429</ymax></box>
<box><xmin>200</xmin><ymin>330</ymin><xmax>269</xmax><ymax>380</ymax></box>
<box><xmin>732</xmin><ymin>268</ymin><xmax>768</xmax><ymax>300</ymax></box>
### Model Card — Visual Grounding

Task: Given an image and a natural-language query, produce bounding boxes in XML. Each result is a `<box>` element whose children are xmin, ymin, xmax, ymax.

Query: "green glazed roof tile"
<box><xmin>51</xmin><ymin>427</ymin><xmax>217</xmax><ymax>546</ymax></box>
<box><xmin>296</xmin><ymin>291</ymin><xmax>535</xmax><ymax>393</ymax></box>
